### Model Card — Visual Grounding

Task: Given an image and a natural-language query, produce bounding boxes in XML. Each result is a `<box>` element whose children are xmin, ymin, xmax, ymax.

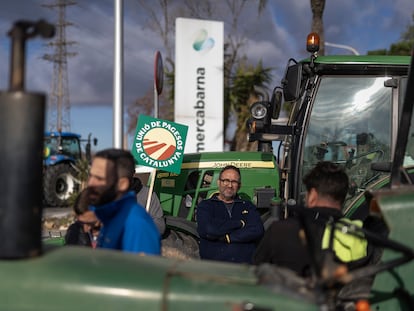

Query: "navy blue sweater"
<box><xmin>197</xmin><ymin>195</ymin><xmax>264</xmax><ymax>264</ymax></box>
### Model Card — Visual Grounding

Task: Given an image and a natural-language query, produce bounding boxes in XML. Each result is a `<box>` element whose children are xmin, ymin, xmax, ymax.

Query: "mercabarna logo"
<box><xmin>132</xmin><ymin>115</ymin><xmax>188</xmax><ymax>174</ymax></box>
<box><xmin>193</xmin><ymin>29</ymin><xmax>215</xmax><ymax>52</ymax></box>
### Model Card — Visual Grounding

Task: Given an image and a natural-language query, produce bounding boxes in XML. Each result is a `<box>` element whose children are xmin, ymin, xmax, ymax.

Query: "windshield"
<box><xmin>404</xmin><ymin>107</ymin><xmax>414</xmax><ymax>167</ymax></box>
<box><xmin>44</xmin><ymin>136</ymin><xmax>81</xmax><ymax>160</ymax></box>
<box><xmin>301</xmin><ymin>76</ymin><xmax>395</xmax><ymax>206</ymax></box>
<box><xmin>399</xmin><ymin>77</ymin><xmax>414</xmax><ymax>167</ymax></box>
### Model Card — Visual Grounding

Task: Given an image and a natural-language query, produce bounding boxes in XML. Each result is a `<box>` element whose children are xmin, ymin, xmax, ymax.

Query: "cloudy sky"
<box><xmin>0</xmin><ymin>0</ymin><xmax>413</xmax><ymax>149</ymax></box>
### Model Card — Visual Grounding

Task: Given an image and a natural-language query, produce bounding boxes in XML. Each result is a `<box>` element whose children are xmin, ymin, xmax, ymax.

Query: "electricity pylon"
<box><xmin>42</xmin><ymin>0</ymin><xmax>77</xmax><ymax>132</ymax></box>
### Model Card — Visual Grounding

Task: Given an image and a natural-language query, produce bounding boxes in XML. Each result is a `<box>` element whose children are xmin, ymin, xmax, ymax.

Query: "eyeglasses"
<box><xmin>219</xmin><ymin>178</ymin><xmax>240</xmax><ymax>186</ymax></box>
<box><xmin>77</xmin><ymin>220</ymin><xmax>98</xmax><ymax>226</ymax></box>
<box><xmin>77</xmin><ymin>220</ymin><xmax>101</xmax><ymax>232</ymax></box>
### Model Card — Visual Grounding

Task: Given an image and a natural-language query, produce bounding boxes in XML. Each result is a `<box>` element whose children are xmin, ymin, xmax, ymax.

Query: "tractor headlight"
<box><xmin>250</xmin><ymin>102</ymin><xmax>268</xmax><ymax>120</ymax></box>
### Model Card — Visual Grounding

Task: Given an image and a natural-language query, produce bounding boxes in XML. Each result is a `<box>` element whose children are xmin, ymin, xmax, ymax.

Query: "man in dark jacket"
<box><xmin>197</xmin><ymin>165</ymin><xmax>264</xmax><ymax>264</ymax></box>
<box><xmin>253</xmin><ymin>161</ymin><xmax>371</xmax><ymax>276</ymax></box>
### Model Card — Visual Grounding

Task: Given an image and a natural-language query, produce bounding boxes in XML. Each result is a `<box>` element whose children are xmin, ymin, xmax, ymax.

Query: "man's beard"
<box><xmin>87</xmin><ymin>182</ymin><xmax>118</xmax><ymax>206</ymax></box>
<box><xmin>220</xmin><ymin>187</ymin><xmax>236</xmax><ymax>202</ymax></box>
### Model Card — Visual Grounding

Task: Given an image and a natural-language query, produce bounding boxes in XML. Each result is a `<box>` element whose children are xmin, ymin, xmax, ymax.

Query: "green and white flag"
<box><xmin>132</xmin><ymin>115</ymin><xmax>188</xmax><ymax>174</ymax></box>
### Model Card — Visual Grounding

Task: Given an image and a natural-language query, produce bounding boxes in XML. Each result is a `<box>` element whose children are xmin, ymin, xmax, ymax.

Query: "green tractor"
<box><xmin>152</xmin><ymin>151</ymin><xmax>282</xmax><ymax>258</ymax></box>
<box><xmin>246</xmin><ymin>33</ymin><xmax>411</xmax><ymax>222</ymax></box>
<box><xmin>153</xmin><ymin>34</ymin><xmax>411</xmax><ymax>259</ymax></box>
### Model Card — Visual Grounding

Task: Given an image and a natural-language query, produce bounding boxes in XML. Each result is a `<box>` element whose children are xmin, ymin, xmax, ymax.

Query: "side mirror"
<box><xmin>270</xmin><ymin>87</ymin><xmax>283</xmax><ymax>120</ymax></box>
<box><xmin>282</xmin><ymin>61</ymin><xmax>302</xmax><ymax>102</ymax></box>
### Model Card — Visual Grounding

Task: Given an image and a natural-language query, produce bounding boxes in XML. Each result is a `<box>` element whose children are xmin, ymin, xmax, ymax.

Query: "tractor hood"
<box><xmin>0</xmin><ymin>246</ymin><xmax>318</xmax><ymax>311</ymax></box>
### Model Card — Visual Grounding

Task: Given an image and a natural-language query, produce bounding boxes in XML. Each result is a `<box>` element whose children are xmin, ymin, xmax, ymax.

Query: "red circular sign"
<box><xmin>154</xmin><ymin>51</ymin><xmax>164</xmax><ymax>95</ymax></box>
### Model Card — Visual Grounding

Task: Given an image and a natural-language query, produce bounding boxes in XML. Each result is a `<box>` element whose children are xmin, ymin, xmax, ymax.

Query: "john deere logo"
<box><xmin>132</xmin><ymin>115</ymin><xmax>188</xmax><ymax>174</ymax></box>
<box><xmin>193</xmin><ymin>29</ymin><xmax>215</xmax><ymax>52</ymax></box>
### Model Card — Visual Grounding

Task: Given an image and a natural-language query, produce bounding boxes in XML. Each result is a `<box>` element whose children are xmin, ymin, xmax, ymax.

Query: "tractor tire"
<box><xmin>162</xmin><ymin>216</ymin><xmax>200</xmax><ymax>259</ymax></box>
<box><xmin>162</xmin><ymin>230</ymin><xmax>200</xmax><ymax>260</ymax></box>
<box><xmin>44</xmin><ymin>163</ymin><xmax>78</xmax><ymax>207</ymax></box>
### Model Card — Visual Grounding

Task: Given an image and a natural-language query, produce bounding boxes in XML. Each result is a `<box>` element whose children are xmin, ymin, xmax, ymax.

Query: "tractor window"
<box><xmin>199</xmin><ymin>170</ymin><xmax>214</xmax><ymax>200</ymax></box>
<box><xmin>301</xmin><ymin>76</ymin><xmax>393</xmax><ymax>204</ymax></box>
<box><xmin>44</xmin><ymin>137</ymin><xmax>57</xmax><ymax>156</ymax></box>
<box><xmin>61</xmin><ymin>137</ymin><xmax>81</xmax><ymax>160</ymax></box>
<box><xmin>396</xmin><ymin>77</ymin><xmax>414</xmax><ymax>167</ymax></box>
<box><xmin>44</xmin><ymin>136</ymin><xmax>81</xmax><ymax>160</ymax></box>
<box><xmin>179</xmin><ymin>170</ymin><xmax>215</xmax><ymax>221</ymax></box>
<box><xmin>404</xmin><ymin>107</ymin><xmax>414</xmax><ymax>166</ymax></box>
<box><xmin>182</xmin><ymin>170</ymin><xmax>215</xmax><ymax>204</ymax></box>
<box><xmin>178</xmin><ymin>171</ymin><xmax>200</xmax><ymax>218</ymax></box>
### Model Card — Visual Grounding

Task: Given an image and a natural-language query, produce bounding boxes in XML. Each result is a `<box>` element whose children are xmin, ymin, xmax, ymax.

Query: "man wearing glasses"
<box><xmin>197</xmin><ymin>165</ymin><xmax>264</xmax><ymax>263</ymax></box>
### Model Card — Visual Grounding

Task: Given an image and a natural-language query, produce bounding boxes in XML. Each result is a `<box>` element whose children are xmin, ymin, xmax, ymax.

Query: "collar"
<box><xmin>310</xmin><ymin>206</ymin><xmax>343</xmax><ymax>219</ymax></box>
<box><xmin>211</xmin><ymin>193</ymin><xmax>243</xmax><ymax>203</ymax></box>
<box><xmin>289</xmin><ymin>205</ymin><xmax>343</xmax><ymax>222</ymax></box>
<box><xmin>90</xmin><ymin>191</ymin><xmax>136</xmax><ymax>223</ymax></box>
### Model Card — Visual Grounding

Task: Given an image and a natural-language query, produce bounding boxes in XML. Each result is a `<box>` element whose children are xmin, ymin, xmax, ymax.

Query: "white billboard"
<box><xmin>175</xmin><ymin>18</ymin><xmax>224</xmax><ymax>153</ymax></box>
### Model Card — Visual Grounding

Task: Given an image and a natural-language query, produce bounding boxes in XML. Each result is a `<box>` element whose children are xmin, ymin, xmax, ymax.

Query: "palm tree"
<box><xmin>310</xmin><ymin>0</ymin><xmax>326</xmax><ymax>55</ymax></box>
<box><xmin>230</xmin><ymin>61</ymin><xmax>272</xmax><ymax>151</ymax></box>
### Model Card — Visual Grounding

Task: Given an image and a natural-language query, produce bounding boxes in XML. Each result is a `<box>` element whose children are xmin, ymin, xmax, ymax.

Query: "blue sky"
<box><xmin>0</xmin><ymin>0</ymin><xmax>413</xmax><ymax>151</ymax></box>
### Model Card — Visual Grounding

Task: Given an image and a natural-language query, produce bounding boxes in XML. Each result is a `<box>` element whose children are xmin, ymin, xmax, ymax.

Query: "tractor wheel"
<box><xmin>162</xmin><ymin>229</ymin><xmax>200</xmax><ymax>260</ymax></box>
<box><xmin>162</xmin><ymin>216</ymin><xmax>200</xmax><ymax>258</ymax></box>
<box><xmin>44</xmin><ymin>163</ymin><xmax>78</xmax><ymax>207</ymax></box>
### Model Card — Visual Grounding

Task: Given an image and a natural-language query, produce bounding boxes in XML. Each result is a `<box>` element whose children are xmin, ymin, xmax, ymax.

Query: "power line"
<box><xmin>42</xmin><ymin>0</ymin><xmax>77</xmax><ymax>132</ymax></box>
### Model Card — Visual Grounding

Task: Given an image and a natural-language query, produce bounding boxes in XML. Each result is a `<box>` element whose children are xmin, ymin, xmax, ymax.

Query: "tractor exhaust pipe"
<box><xmin>0</xmin><ymin>20</ymin><xmax>54</xmax><ymax>259</ymax></box>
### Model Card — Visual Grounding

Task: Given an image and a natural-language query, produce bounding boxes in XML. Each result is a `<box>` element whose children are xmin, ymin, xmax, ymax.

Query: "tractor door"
<box><xmin>296</xmin><ymin>75</ymin><xmax>406</xmax><ymax>215</ymax></box>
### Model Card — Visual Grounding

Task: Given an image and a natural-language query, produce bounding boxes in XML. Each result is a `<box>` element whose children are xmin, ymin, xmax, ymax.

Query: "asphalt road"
<box><xmin>43</xmin><ymin>207</ymin><xmax>72</xmax><ymax>218</ymax></box>
<box><xmin>42</xmin><ymin>207</ymin><xmax>73</xmax><ymax>239</ymax></box>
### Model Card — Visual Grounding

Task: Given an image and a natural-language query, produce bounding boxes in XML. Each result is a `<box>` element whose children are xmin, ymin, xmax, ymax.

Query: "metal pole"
<box><xmin>325</xmin><ymin>42</ymin><xmax>360</xmax><ymax>55</ymax></box>
<box><xmin>113</xmin><ymin>0</ymin><xmax>124</xmax><ymax>148</ymax></box>
<box><xmin>154</xmin><ymin>82</ymin><xmax>158</xmax><ymax>119</ymax></box>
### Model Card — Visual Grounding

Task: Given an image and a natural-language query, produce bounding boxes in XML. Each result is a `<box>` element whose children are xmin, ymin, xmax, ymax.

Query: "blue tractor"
<box><xmin>43</xmin><ymin>131</ymin><xmax>96</xmax><ymax>207</ymax></box>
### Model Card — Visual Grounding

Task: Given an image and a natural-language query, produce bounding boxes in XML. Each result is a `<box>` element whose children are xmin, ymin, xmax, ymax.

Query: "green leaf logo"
<box><xmin>193</xmin><ymin>29</ymin><xmax>215</xmax><ymax>51</ymax></box>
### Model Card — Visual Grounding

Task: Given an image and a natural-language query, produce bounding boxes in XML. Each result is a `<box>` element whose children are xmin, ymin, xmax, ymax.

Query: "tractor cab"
<box><xmin>43</xmin><ymin>131</ymin><xmax>82</xmax><ymax>165</ymax></box>
<box><xmin>247</xmin><ymin>33</ymin><xmax>411</xmax><ymax>219</ymax></box>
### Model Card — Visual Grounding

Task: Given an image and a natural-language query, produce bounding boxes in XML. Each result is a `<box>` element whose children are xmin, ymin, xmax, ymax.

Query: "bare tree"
<box><xmin>136</xmin><ymin>0</ymin><xmax>179</xmax><ymax>70</ymax></box>
<box><xmin>127</xmin><ymin>90</ymin><xmax>172</xmax><ymax>136</ymax></box>
<box><xmin>131</xmin><ymin>0</ymin><xmax>270</xmax><ymax>150</ymax></box>
<box><xmin>126</xmin><ymin>0</ymin><xmax>180</xmax><ymax>131</ymax></box>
